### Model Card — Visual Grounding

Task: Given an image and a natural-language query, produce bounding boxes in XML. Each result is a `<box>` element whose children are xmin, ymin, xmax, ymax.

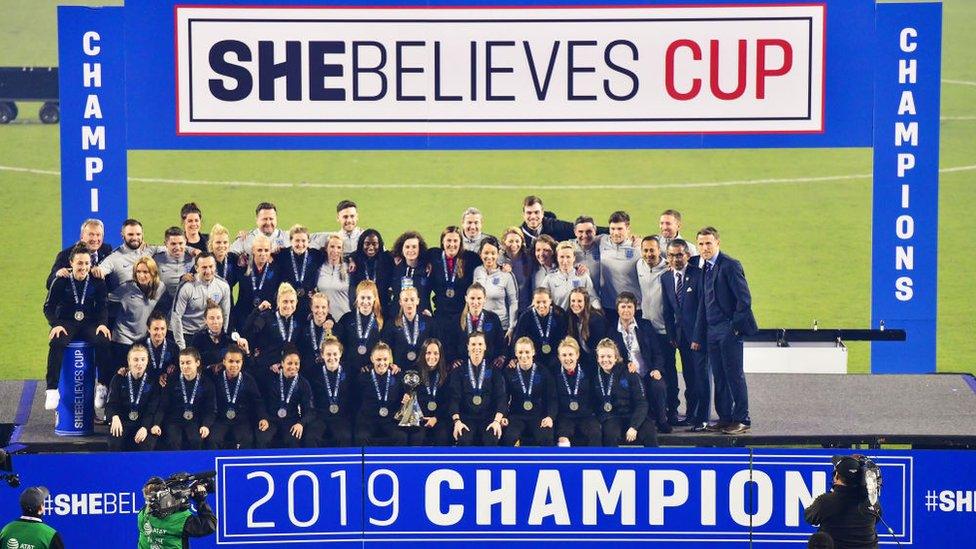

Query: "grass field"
<box><xmin>0</xmin><ymin>0</ymin><xmax>973</xmax><ymax>380</ymax></box>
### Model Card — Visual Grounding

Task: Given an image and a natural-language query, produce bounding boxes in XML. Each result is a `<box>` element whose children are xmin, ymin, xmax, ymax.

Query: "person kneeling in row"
<box><xmin>256</xmin><ymin>345</ymin><xmax>313</xmax><ymax>448</ymax></box>
<box><xmin>593</xmin><ymin>339</ymin><xmax>658</xmax><ymax>447</ymax></box>
<box><xmin>306</xmin><ymin>337</ymin><xmax>355</xmax><ymax>447</ymax></box>
<box><xmin>553</xmin><ymin>338</ymin><xmax>601</xmax><ymax>447</ymax></box>
<box><xmin>355</xmin><ymin>343</ymin><xmax>422</xmax><ymax>446</ymax></box>
<box><xmin>413</xmin><ymin>338</ymin><xmax>453</xmax><ymax>446</ymax></box>
<box><xmin>208</xmin><ymin>344</ymin><xmax>268</xmax><ymax>450</ymax></box>
<box><xmin>449</xmin><ymin>332</ymin><xmax>507</xmax><ymax>446</ymax></box>
<box><xmin>501</xmin><ymin>337</ymin><xmax>556</xmax><ymax>446</ymax></box>
<box><xmin>106</xmin><ymin>344</ymin><xmax>160</xmax><ymax>451</ymax></box>
<box><xmin>158</xmin><ymin>348</ymin><xmax>216</xmax><ymax>450</ymax></box>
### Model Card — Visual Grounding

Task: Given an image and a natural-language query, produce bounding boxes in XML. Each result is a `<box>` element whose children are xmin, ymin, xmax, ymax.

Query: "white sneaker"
<box><xmin>94</xmin><ymin>384</ymin><xmax>108</xmax><ymax>410</ymax></box>
<box><xmin>45</xmin><ymin>389</ymin><xmax>60</xmax><ymax>410</ymax></box>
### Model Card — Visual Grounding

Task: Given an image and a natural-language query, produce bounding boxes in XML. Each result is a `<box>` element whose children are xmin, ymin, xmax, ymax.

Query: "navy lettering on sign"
<box><xmin>208</xmin><ymin>40</ymin><xmax>252</xmax><ymax>101</ymax></box>
<box><xmin>352</xmin><ymin>41</ymin><xmax>387</xmax><ymax>101</ymax></box>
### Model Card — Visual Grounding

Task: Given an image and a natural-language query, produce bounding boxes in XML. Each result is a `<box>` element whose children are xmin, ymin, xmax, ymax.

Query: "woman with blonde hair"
<box><xmin>552</xmin><ymin>337</ymin><xmax>600</xmax><ymax>447</ymax></box>
<box><xmin>500</xmin><ymin>337</ymin><xmax>556</xmax><ymax>446</ymax></box>
<box><xmin>315</xmin><ymin>233</ymin><xmax>351</xmax><ymax>320</ymax></box>
<box><xmin>231</xmin><ymin>234</ymin><xmax>281</xmax><ymax>332</ymax></box>
<box><xmin>276</xmin><ymin>224</ymin><xmax>324</xmax><ymax>319</ymax></box>
<box><xmin>592</xmin><ymin>338</ymin><xmax>658</xmax><ymax>447</ymax></box>
<box><xmin>207</xmin><ymin>223</ymin><xmax>240</xmax><ymax>290</ymax></box>
<box><xmin>111</xmin><ymin>256</ymin><xmax>166</xmax><ymax>369</ymax></box>
<box><xmin>244</xmin><ymin>282</ymin><xmax>304</xmax><ymax>379</ymax></box>
<box><xmin>335</xmin><ymin>279</ymin><xmax>385</xmax><ymax>371</ymax></box>
<box><xmin>545</xmin><ymin>241</ymin><xmax>601</xmax><ymax>310</ymax></box>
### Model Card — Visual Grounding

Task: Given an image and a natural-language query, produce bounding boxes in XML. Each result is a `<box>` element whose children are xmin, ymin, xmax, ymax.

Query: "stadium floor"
<box><xmin>3</xmin><ymin>373</ymin><xmax>976</xmax><ymax>452</ymax></box>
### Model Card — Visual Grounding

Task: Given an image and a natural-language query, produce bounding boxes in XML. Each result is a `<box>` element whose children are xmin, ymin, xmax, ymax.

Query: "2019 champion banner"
<box><xmin>3</xmin><ymin>447</ymin><xmax>975</xmax><ymax>547</ymax></box>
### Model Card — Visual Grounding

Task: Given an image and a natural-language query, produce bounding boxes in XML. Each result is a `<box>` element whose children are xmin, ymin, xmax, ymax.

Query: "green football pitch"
<box><xmin>0</xmin><ymin>0</ymin><xmax>973</xmax><ymax>380</ymax></box>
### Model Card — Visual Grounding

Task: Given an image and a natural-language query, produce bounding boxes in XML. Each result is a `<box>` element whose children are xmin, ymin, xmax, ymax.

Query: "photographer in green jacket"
<box><xmin>137</xmin><ymin>475</ymin><xmax>216</xmax><ymax>549</ymax></box>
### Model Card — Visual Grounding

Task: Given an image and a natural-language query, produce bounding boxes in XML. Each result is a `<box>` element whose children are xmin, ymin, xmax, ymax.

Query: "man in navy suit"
<box><xmin>608</xmin><ymin>292</ymin><xmax>669</xmax><ymax>433</ymax></box>
<box><xmin>693</xmin><ymin>227</ymin><xmax>758</xmax><ymax>435</ymax></box>
<box><xmin>662</xmin><ymin>239</ymin><xmax>710</xmax><ymax>431</ymax></box>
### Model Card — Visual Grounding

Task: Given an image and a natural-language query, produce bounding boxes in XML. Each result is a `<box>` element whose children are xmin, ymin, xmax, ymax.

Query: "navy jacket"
<box><xmin>661</xmin><ymin>265</ymin><xmax>703</xmax><ymax>345</ymax></box>
<box><xmin>694</xmin><ymin>252</ymin><xmax>759</xmax><ymax>341</ymax></box>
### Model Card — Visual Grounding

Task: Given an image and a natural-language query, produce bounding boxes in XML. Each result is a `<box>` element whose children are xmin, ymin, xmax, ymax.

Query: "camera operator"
<box><xmin>1</xmin><ymin>486</ymin><xmax>64</xmax><ymax>549</ymax></box>
<box><xmin>138</xmin><ymin>476</ymin><xmax>216</xmax><ymax>549</ymax></box>
<box><xmin>804</xmin><ymin>456</ymin><xmax>881</xmax><ymax>549</ymax></box>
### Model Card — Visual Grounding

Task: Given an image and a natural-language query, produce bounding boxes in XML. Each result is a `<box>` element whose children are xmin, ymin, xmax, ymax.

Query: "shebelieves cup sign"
<box><xmin>175</xmin><ymin>5</ymin><xmax>824</xmax><ymax>135</ymax></box>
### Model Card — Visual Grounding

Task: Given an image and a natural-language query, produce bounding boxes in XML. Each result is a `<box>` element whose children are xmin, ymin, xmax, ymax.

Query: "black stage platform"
<box><xmin>3</xmin><ymin>373</ymin><xmax>976</xmax><ymax>452</ymax></box>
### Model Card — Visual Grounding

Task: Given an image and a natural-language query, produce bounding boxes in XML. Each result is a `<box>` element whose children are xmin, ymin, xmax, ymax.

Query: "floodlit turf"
<box><xmin>0</xmin><ymin>0</ymin><xmax>973</xmax><ymax>380</ymax></box>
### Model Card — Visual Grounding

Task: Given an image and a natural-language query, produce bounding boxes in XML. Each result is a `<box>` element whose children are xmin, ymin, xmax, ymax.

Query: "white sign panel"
<box><xmin>175</xmin><ymin>5</ymin><xmax>825</xmax><ymax>135</ymax></box>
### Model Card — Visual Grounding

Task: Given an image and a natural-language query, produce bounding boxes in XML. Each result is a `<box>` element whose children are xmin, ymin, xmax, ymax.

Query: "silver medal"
<box><xmin>379</xmin><ymin>406</ymin><xmax>389</xmax><ymax>417</ymax></box>
<box><xmin>357</xmin><ymin>345</ymin><xmax>368</xmax><ymax>355</ymax></box>
<box><xmin>603</xmin><ymin>402</ymin><xmax>613</xmax><ymax>413</ymax></box>
<box><xmin>74</xmin><ymin>311</ymin><xmax>85</xmax><ymax>321</ymax></box>
<box><xmin>569</xmin><ymin>400</ymin><xmax>579</xmax><ymax>411</ymax></box>
<box><xmin>183</xmin><ymin>410</ymin><xmax>194</xmax><ymax>421</ymax></box>
<box><xmin>329</xmin><ymin>404</ymin><xmax>339</xmax><ymax>414</ymax></box>
<box><xmin>406</xmin><ymin>351</ymin><xmax>417</xmax><ymax>362</ymax></box>
<box><xmin>472</xmin><ymin>395</ymin><xmax>483</xmax><ymax>406</ymax></box>
<box><xmin>128</xmin><ymin>411</ymin><xmax>139</xmax><ymax>421</ymax></box>
<box><xmin>541</xmin><ymin>344</ymin><xmax>552</xmax><ymax>354</ymax></box>
<box><xmin>523</xmin><ymin>401</ymin><xmax>534</xmax><ymax>412</ymax></box>
<box><xmin>226</xmin><ymin>409</ymin><xmax>237</xmax><ymax>420</ymax></box>
<box><xmin>427</xmin><ymin>401</ymin><xmax>437</xmax><ymax>412</ymax></box>
<box><xmin>277</xmin><ymin>407</ymin><xmax>287</xmax><ymax>418</ymax></box>
<box><xmin>445</xmin><ymin>288</ymin><xmax>455</xmax><ymax>298</ymax></box>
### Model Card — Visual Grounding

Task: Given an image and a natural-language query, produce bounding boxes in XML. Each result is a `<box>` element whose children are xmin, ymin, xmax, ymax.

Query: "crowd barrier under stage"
<box><xmin>2</xmin><ymin>447</ymin><xmax>975</xmax><ymax>547</ymax></box>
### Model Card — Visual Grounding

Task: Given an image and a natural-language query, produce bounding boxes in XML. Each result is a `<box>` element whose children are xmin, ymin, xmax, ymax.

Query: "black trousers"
<box><xmin>455</xmin><ymin>416</ymin><xmax>500</xmax><ymax>446</ymax></box>
<box><xmin>555</xmin><ymin>416</ymin><xmax>601</xmax><ymax>446</ymax></box>
<box><xmin>207</xmin><ymin>419</ymin><xmax>256</xmax><ymax>450</ymax></box>
<box><xmin>500</xmin><ymin>416</ymin><xmax>554</xmax><ymax>446</ymax></box>
<box><xmin>423</xmin><ymin>419</ymin><xmax>454</xmax><ymax>446</ymax></box>
<box><xmin>106</xmin><ymin>419</ymin><xmax>158</xmax><ymax>452</ymax></box>
<box><xmin>599</xmin><ymin>416</ymin><xmax>658</xmax><ymax>447</ymax></box>
<box><xmin>255</xmin><ymin>420</ymin><xmax>303</xmax><ymax>448</ymax></box>
<box><xmin>653</xmin><ymin>332</ymin><xmax>681</xmax><ymax>418</ymax></box>
<box><xmin>46</xmin><ymin>322</ymin><xmax>113</xmax><ymax>388</ymax></box>
<box><xmin>676</xmin><ymin>336</ymin><xmax>710</xmax><ymax>425</ymax></box>
<box><xmin>304</xmin><ymin>417</ymin><xmax>354</xmax><ymax>447</ymax></box>
<box><xmin>354</xmin><ymin>417</ymin><xmax>408</xmax><ymax>446</ymax></box>
<box><xmin>643</xmin><ymin>375</ymin><xmax>669</xmax><ymax>428</ymax></box>
<box><xmin>163</xmin><ymin>421</ymin><xmax>205</xmax><ymax>450</ymax></box>
<box><xmin>707</xmin><ymin>324</ymin><xmax>750</xmax><ymax>425</ymax></box>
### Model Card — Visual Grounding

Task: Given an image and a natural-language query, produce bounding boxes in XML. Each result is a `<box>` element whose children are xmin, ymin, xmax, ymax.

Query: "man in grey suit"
<box><xmin>693</xmin><ymin>227</ymin><xmax>758</xmax><ymax>435</ymax></box>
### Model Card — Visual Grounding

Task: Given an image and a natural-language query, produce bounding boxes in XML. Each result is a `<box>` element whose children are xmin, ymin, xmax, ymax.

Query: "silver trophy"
<box><xmin>395</xmin><ymin>371</ymin><xmax>424</xmax><ymax>427</ymax></box>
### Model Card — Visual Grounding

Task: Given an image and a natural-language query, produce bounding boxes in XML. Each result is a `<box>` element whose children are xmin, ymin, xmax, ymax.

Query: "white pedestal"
<box><xmin>743</xmin><ymin>341</ymin><xmax>848</xmax><ymax>374</ymax></box>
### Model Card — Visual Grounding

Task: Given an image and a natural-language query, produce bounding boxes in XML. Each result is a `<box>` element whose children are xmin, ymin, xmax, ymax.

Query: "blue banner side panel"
<box><xmin>57</xmin><ymin>6</ymin><xmax>128</xmax><ymax>248</ymax></box>
<box><xmin>870</xmin><ymin>2</ymin><xmax>941</xmax><ymax>373</ymax></box>
<box><xmin>121</xmin><ymin>0</ymin><xmax>874</xmax><ymax>150</ymax></box>
<box><xmin>3</xmin><ymin>447</ymin><xmax>976</xmax><ymax>548</ymax></box>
